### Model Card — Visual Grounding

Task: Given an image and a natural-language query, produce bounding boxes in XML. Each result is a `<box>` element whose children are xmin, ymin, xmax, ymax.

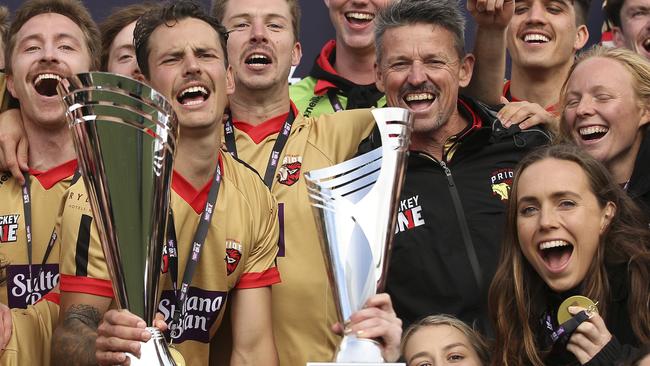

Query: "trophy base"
<box><xmin>126</xmin><ymin>327</ymin><xmax>178</xmax><ymax>366</ymax></box>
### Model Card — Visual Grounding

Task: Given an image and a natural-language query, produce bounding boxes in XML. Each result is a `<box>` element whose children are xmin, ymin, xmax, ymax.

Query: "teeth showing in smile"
<box><xmin>178</xmin><ymin>85</ymin><xmax>209</xmax><ymax>106</ymax></box>
<box><xmin>404</xmin><ymin>93</ymin><xmax>434</xmax><ymax>102</ymax></box>
<box><xmin>539</xmin><ymin>240</ymin><xmax>570</xmax><ymax>251</ymax></box>
<box><xmin>579</xmin><ymin>126</ymin><xmax>609</xmax><ymax>140</ymax></box>
<box><xmin>35</xmin><ymin>73</ymin><xmax>62</xmax><ymax>84</ymax></box>
<box><xmin>345</xmin><ymin>12</ymin><xmax>374</xmax><ymax>21</ymax></box>
<box><xmin>524</xmin><ymin>33</ymin><xmax>550</xmax><ymax>43</ymax></box>
<box><xmin>246</xmin><ymin>54</ymin><xmax>270</xmax><ymax>65</ymax></box>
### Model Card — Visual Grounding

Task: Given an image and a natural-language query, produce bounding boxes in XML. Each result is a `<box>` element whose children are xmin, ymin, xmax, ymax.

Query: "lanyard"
<box><xmin>326</xmin><ymin>89</ymin><xmax>344</xmax><ymax>112</ymax></box>
<box><xmin>542</xmin><ymin>309</ymin><xmax>590</xmax><ymax>345</ymax></box>
<box><xmin>166</xmin><ymin>157</ymin><xmax>222</xmax><ymax>328</ymax></box>
<box><xmin>21</xmin><ymin>169</ymin><xmax>80</xmax><ymax>303</ymax></box>
<box><xmin>223</xmin><ymin>108</ymin><xmax>296</xmax><ymax>188</ymax></box>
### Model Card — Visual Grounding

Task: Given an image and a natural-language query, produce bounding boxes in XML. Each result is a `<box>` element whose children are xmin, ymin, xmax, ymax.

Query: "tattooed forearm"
<box><xmin>51</xmin><ymin>305</ymin><xmax>102</xmax><ymax>366</ymax></box>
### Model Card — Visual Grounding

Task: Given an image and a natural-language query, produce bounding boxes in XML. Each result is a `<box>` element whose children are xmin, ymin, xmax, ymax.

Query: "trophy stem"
<box><xmin>125</xmin><ymin>327</ymin><xmax>178</xmax><ymax>366</ymax></box>
<box><xmin>335</xmin><ymin>335</ymin><xmax>384</xmax><ymax>363</ymax></box>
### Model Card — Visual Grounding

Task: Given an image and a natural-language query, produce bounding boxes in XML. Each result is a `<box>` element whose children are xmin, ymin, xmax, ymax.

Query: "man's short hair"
<box><xmin>4</xmin><ymin>0</ymin><xmax>100</xmax><ymax>75</ymax></box>
<box><xmin>604</xmin><ymin>0</ymin><xmax>624</xmax><ymax>28</ymax></box>
<box><xmin>100</xmin><ymin>3</ymin><xmax>158</xmax><ymax>71</ymax></box>
<box><xmin>573</xmin><ymin>0</ymin><xmax>592</xmax><ymax>27</ymax></box>
<box><xmin>375</xmin><ymin>0</ymin><xmax>466</xmax><ymax>62</ymax></box>
<box><xmin>210</xmin><ymin>0</ymin><xmax>301</xmax><ymax>41</ymax></box>
<box><xmin>134</xmin><ymin>0</ymin><xmax>228</xmax><ymax>79</ymax></box>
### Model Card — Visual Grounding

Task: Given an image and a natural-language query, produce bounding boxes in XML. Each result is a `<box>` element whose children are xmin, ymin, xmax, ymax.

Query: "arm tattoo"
<box><xmin>51</xmin><ymin>305</ymin><xmax>102</xmax><ymax>366</ymax></box>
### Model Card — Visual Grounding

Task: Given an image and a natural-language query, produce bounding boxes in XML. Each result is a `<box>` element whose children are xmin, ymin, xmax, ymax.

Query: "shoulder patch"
<box><xmin>490</xmin><ymin>168</ymin><xmax>514</xmax><ymax>201</ymax></box>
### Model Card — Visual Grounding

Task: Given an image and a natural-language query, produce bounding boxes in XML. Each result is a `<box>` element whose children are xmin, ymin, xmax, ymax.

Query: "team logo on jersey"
<box><xmin>225</xmin><ymin>240</ymin><xmax>242</xmax><ymax>275</ymax></box>
<box><xmin>0</xmin><ymin>214</ymin><xmax>20</xmax><ymax>243</ymax></box>
<box><xmin>277</xmin><ymin>155</ymin><xmax>302</xmax><ymax>186</ymax></box>
<box><xmin>158</xmin><ymin>287</ymin><xmax>227</xmax><ymax>343</ymax></box>
<box><xmin>395</xmin><ymin>195</ymin><xmax>425</xmax><ymax>233</ymax></box>
<box><xmin>6</xmin><ymin>263</ymin><xmax>59</xmax><ymax>308</ymax></box>
<box><xmin>490</xmin><ymin>168</ymin><xmax>514</xmax><ymax>201</ymax></box>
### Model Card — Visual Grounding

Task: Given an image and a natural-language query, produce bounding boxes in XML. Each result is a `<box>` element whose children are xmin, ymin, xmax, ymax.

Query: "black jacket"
<box><xmin>384</xmin><ymin>95</ymin><xmax>551</xmax><ymax>334</ymax></box>
<box><xmin>628</xmin><ymin>131</ymin><xmax>650</xmax><ymax>224</ymax></box>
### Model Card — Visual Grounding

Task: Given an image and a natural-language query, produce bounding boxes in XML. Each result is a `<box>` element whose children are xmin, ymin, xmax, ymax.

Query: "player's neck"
<box><xmin>175</xmin><ymin>122</ymin><xmax>221</xmax><ymax>189</ymax></box>
<box><xmin>334</xmin><ymin>38</ymin><xmax>377</xmax><ymax>85</ymax></box>
<box><xmin>23</xmin><ymin>117</ymin><xmax>75</xmax><ymax>171</ymax></box>
<box><xmin>409</xmin><ymin>108</ymin><xmax>469</xmax><ymax>161</ymax></box>
<box><xmin>229</xmin><ymin>87</ymin><xmax>291</xmax><ymax>126</ymax></box>
<box><xmin>606</xmin><ymin>137</ymin><xmax>642</xmax><ymax>186</ymax></box>
<box><xmin>510</xmin><ymin>62</ymin><xmax>572</xmax><ymax>109</ymax></box>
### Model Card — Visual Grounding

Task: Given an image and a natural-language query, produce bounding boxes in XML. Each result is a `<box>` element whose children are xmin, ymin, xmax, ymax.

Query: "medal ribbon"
<box><xmin>223</xmin><ymin>108</ymin><xmax>296</xmax><ymax>188</ymax></box>
<box><xmin>165</xmin><ymin>156</ymin><xmax>222</xmax><ymax>331</ymax></box>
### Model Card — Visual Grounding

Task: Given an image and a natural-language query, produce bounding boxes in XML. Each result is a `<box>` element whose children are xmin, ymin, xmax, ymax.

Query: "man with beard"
<box><xmin>371</xmin><ymin>0</ymin><xmax>550</xmax><ymax>333</ymax></box>
<box><xmin>0</xmin><ymin>1</ymin><xmax>99</xmax><ymax>364</ymax></box>
<box><xmin>210</xmin><ymin>0</ymin><xmax>401</xmax><ymax>364</ymax></box>
<box><xmin>605</xmin><ymin>0</ymin><xmax>650</xmax><ymax>60</ymax></box>
<box><xmin>51</xmin><ymin>2</ymin><xmax>281</xmax><ymax>366</ymax></box>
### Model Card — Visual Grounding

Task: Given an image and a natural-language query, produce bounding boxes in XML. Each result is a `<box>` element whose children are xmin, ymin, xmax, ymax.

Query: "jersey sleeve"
<box><xmin>236</xmin><ymin>183</ymin><xmax>281</xmax><ymax>289</ymax></box>
<box><xmin>309</xmin><ymin>108</ymin><xmax>376</xmax><ymax>164</ymax></box>
<box><xmin>58</xmin><ymin>180</ymin><xmax>113</xmax><ymax>298</ymax></box>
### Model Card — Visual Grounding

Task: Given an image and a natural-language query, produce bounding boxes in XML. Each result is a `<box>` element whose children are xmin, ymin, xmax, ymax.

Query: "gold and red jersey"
<box><xmin>58</xmin><ymin>152</ymin><xmax>280</xmax><ymax>366</ymax></box>
<box><xmin>220</xmin><ymin>104</ymin><xmax>375</xmax><ymax>364</ymax></box>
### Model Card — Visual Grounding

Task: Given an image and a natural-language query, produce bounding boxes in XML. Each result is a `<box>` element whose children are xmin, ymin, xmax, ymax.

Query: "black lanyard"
<box><xmin>165</xmin><ymin>157</ymin><xmax>223</xmax><ymax>328</ymax></box>
<box><xmin>542</xmin><ymin>309</ymin><xmax>590</xmax><ymax>345</ymax></box>
<box><xmin>326</xmin><ymin>89</ymin><xmax>344</xmax><ymax>112</ymax></box>
<box><xmin>21</xmin><ymin>169</ymin><xmax>80</xmax><ymax>304</ymax></box>
<box><xmin>223</xmin><ymin>108</ymin><xmax>296</xmax><ymax>188</ymax></box>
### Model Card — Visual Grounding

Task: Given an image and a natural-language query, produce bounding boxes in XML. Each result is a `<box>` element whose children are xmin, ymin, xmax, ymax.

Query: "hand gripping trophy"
<box><xmin>58</xmin><ymin>72</ymin><xmax>181</xmax><ymax>365</ymax></box>
<box><xmin>305</xmin><ymin>108</ymin><xmax>412</xmax><ymax>365</ymax></box>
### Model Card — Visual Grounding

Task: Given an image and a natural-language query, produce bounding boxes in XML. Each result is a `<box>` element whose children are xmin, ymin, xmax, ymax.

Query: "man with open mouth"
<box><xmin>371</xmin><ymin>0</ymin><xmax>550</xmax><ymax>334</ymax></box>
<box><xmin>0</xmin><ymin>0</ymin><xmax>99</xmax><ymax>365</ymax></box>
<box><xmin>290</xmin><ymin>0</ymin><xmax>389</xmax><ymax>118</ymax></box>
<box><xmin>606</xmin><ymin>0</ymin><xmax>650</xmax><ymax>61</ymax></box>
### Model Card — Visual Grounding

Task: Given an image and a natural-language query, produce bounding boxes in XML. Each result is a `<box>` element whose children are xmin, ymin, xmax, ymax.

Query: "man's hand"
<box><xmin>95</xmin><ymin>309</ymin><xmax>155</xmax><ymax>366</ymax></box>
<box><xmin>497</xmin><ymin>96</ymin><xmax>559</xmax><ymax>132</ymax></box>
<box><xmin>0</xmin><ymin>109</ymin><xmax>28</xmax><ymax>184</ymax></box>
<box><xmin>332</xmin><ymin>293</ymin><xmax>403</xmax><ymax>362</ymax></box>
<box><xmin>565</xmin><ymin>306</ymin><xmax>613</xmax><ymax>365</ymax></box>
<box><xmin>0</xmin><ymin>303</ymin><xmax>11</xmax><ymax>351</ymax></box>
<box><xmin>467</xmin><ymin>0</ymin><xmax>514</xmax><ymax>29</ymax></box>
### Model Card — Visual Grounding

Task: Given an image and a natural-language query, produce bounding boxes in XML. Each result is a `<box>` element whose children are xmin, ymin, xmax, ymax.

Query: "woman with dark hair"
<box><xmin>489</xmin><ymin>144</ymin><xmax>650</xmax><ymax>365</ymax></box>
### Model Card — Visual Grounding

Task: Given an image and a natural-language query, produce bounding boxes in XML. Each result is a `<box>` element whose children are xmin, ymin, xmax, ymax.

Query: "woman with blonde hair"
<box><xmin>560</xmin><ymin>46</ymin><xmax>650</xmax><ymax>220</ymax></box>
<box><xmin>489</xmin><ymin>144</ymin><xmax>650</xmax><ymax>365</ymax></box>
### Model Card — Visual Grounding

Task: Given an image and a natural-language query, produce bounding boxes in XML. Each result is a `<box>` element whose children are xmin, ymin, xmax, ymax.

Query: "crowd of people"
<box><xmin>0</xmin><ymin>0</ymin><xmax>647</xmax><ymax>365</ymax></box>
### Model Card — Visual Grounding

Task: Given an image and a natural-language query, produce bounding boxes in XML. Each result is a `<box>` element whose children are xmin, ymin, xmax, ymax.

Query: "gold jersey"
<box><xmin>220</xmin><ymin>105</ymin><xmax>375</xmax><ymax>365</ymax></box>
<box><xmin>58</xmin><ymin>152</ymin><xmax>280</xmax><ymax>366</ymax></box>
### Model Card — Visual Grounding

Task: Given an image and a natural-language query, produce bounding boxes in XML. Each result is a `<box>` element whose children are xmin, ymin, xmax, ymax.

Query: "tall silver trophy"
<box><xmin>59</xmin><ymin>72</ymin><xmax>179</xmax><ymax>365</ymax></box>
<box><xmin>305</xmin><ymin>108</ymin><xmax>412</xmax><ymax>365</ymax></box>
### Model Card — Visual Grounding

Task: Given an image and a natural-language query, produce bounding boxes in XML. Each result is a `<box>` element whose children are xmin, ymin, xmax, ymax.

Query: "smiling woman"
<box><xmin>489</xmin><ymin>144</ymin><xmax>650</xmax><ymax>366</ymax></box>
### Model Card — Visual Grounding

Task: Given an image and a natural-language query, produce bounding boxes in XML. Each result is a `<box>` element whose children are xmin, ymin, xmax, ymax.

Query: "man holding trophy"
<box><xmin>52</xmin><ymin>3</ymin><xmax>281</xmax><ymax>366</ymax></box>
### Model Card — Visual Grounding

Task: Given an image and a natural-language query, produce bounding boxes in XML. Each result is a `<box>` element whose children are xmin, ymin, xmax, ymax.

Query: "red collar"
<box><xmin>172</xmin><ymin>154</ymin><xmax>224</xmax><ymax>214</ymax></box>
<box><xmin>314</xmin><ymin>40</ymin><xmax>339</xmax><ymax>95</ymax></box>
<box><xmin>233</xmin><ymin>101</ymin><xmax>299</xmax><ymax>144</ymax></box>
<box><xmin>29</xmin><ymin>159</ymin><xmax>77</xmax><ymax>190</ymax></box>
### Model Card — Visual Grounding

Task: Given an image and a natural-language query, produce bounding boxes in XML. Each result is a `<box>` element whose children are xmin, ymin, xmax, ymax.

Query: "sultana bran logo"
<box><xmin>490</xmin><ymin>168</ymin><xmax>514</xmax><ymax>201</ymax></box>
<box><xmin>276</xmin><ymin>155</ymin><xmax>302</xmax><ymax>186</ymax></box>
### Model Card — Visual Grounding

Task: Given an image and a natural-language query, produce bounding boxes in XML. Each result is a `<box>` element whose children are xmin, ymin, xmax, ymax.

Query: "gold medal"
<box><xmin>557</xmin><ymin>295</ymin><xmax>598</xmax><ymax>324</ymax></box>
<box><xmin>169</xmin><ymin>345</ymin><xmax>186</xmax><ymax>366</ymax></box>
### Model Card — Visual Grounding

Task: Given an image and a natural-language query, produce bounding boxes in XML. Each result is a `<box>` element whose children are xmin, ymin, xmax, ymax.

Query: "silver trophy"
<box><xmin>58</xmin><ymin>72</ymin><xmax>179</xmax><ymax>365</ymax></box>
<box><xmin>305</xmin><ymin>108</ymin><xmax>411</xmax><ymax>365</ymax></box>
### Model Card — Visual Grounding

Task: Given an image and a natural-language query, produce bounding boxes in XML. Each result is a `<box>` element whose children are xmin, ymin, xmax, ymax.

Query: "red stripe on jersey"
<box><xmin>172</xmin><ymin>155</ymin><xmax>225</xmax><ymax>214</ymax></box>
<box><xmin>38</xmin><ymin>291</ymin><xmax>60</xmax><ymax>305</ymax></box>
<box><xmin>60</xmin><ymin>274</ymin><xmax>114</xmax><ymax>298</ymax></box>
<box><xmin>236</xmin><ymin>267</ymin><xmax>281</xmax><ymax>289</ymax></box>
<box><xmin>29</xmin><ymin>159</ymin><xmax>77</xmax><ymax>189</ymax></box>
<box><xmin>233</xmin><ymin>102</ymin><xmax>299</xmax><ymax>144</ymax></box>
